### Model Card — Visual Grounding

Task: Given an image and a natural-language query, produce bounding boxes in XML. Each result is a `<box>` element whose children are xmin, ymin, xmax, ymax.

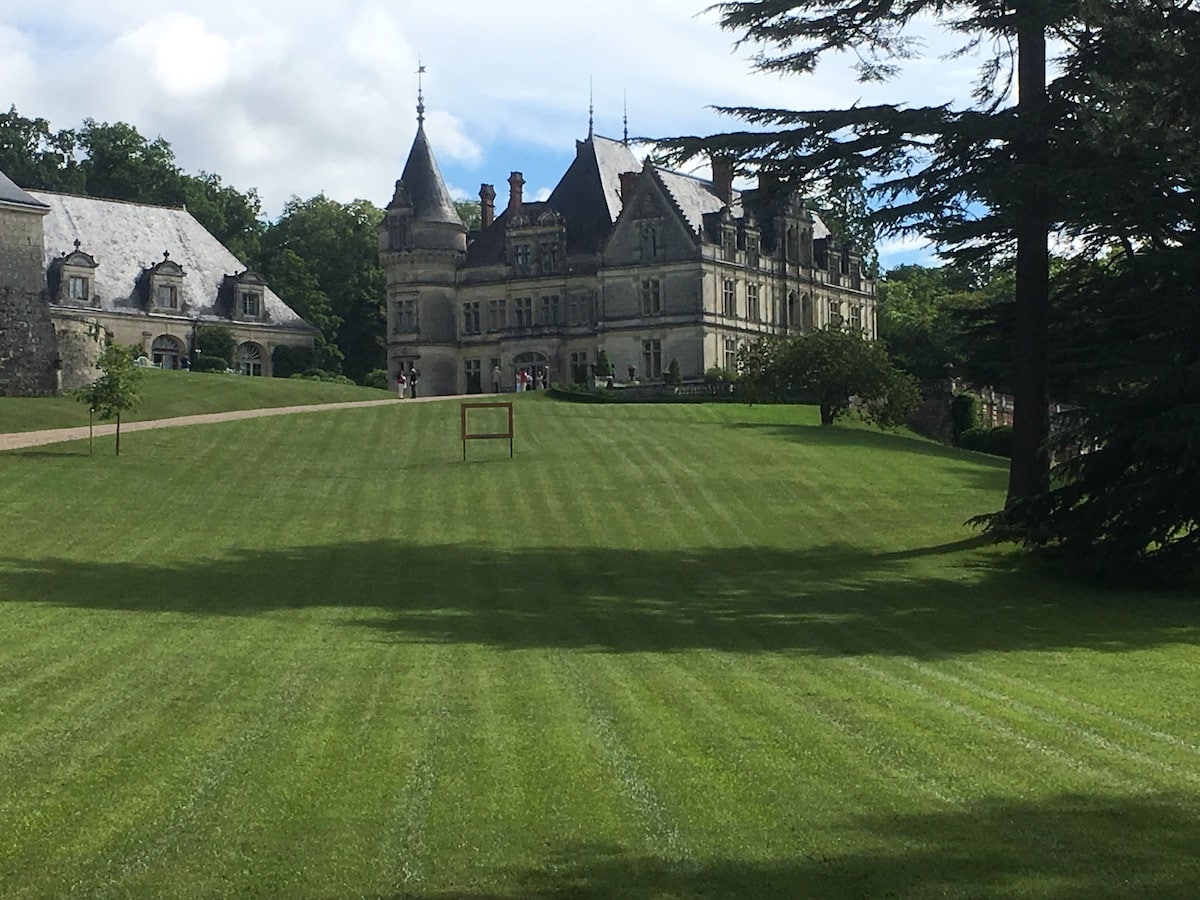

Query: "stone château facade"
<box><xmin>0</xmin><ymin>165</ymin><xmax>316</xmax><ymax>395</ymax></box>
<box><xmin>380</xmin><ymin>109</ymin><xmax>877</xmax><ymax>396</ymax></box>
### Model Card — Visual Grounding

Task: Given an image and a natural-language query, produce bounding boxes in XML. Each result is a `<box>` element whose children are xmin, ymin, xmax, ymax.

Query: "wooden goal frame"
<box><xmin>460</xmin><ymin>401</ymin><xmax>514</xmax><ymax>460</ymax></box>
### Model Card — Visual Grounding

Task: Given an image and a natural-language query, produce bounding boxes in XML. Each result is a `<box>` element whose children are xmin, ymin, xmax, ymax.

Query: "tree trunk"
<box><xmin>115</xmin><ymin>412</ymin><xmax>121</xmax><ymax>457</ymax></box>
<box><xmin>1008</xmin><ymin>6</ymin><xmax>1052</xmax><ymax>503</ymax></box>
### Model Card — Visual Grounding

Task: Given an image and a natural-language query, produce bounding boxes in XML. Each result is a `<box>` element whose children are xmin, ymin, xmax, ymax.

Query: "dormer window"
<box><xmin>68</xmin><ymin>275</ymin><xmax>90</xmax><ymax>301</ymax></box>
<box><xmin>53</xmin><ymin>239</ymin><xmax>99</xmax><ymax>306</ymax></box>
<box><xmin>537</xmin><ymin>241</ymin><xmax>559</xmax><ymax>275</ymax></box>
<box><xmin>145</xmin><ymin>250</ymin><xmax>186</xmax><ymax>313</ymax></box>
<box><xmin>241</xmin><ymin>290</ymin><xmax>261</xmax><ymax>318</ymax></box>
<box><xmin>514</xmin><ymin>244</ymin><xmax>532</xmax><ymax>276</ymax></box>
<box><xmin>223</xmin><ymin>270</ymin><xmax>270</xmax><ymax>322</ymax></box>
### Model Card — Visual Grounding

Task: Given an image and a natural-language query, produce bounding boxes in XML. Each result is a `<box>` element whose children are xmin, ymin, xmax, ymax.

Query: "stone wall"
<box><xmin>0</xmin><ymin>205</ymin><xmax>47</xmax><ymax>294</ymax></box>
<box><xmin>54</xmin><ymin>313</ymin><xmax>104</xmax><ymax>392</ymax></box>
<box><xmin>0</xmin><ymin>287</ymin><xmax>60</xmax><ymax>396</ymax></box>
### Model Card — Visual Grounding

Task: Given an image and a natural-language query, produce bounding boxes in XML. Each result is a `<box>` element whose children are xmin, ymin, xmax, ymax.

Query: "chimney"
<box><xmin>507</xmin><ymin>171</ymin><xmax>525</xmax><ymax>219</ymax></box>
<box><xmin>479</xmin><ymin>183</ymin><xmax>496</xmax><ymax>228</ymax></box>
<box><xmin>618</xmin><ymin>171</ymin><xmax>638</xmax><ymax>209</ymax></box>
<box><xmin>711</xmin><ymin>156</ymin><xmax>734</xmax><ymax>207</ymax></box>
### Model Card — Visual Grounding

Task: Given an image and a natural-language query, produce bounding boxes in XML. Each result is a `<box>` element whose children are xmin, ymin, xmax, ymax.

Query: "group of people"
<box><xmin>395</xmin><ymin>363</ymin><xmax>420</xmax><ymax>399</ymax></box>
<box><xmin>398</xmin><ymin>362</ymin><xmax>550</xmax><ymax>396</ymax></box>
<box><xmin>513</xmin><ymin>366</ymin><xmax>548</xmax><ymax>392</ymax></box>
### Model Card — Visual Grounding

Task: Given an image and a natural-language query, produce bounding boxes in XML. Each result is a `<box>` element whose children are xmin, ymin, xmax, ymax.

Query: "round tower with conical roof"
<box><xmin>379</xmin><ymin>94</ymin><xmax>466</xmax><ymax>396</ymax></box>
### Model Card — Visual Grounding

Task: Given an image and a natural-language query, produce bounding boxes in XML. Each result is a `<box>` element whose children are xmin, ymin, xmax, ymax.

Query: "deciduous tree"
<box><xmin>739</xmin><ymin>328</ymin><xmax>919</xmax><ymax>427</ymax></box>
<box><xmin>77</xmin><ymin>344</ymin><xmax>143</xmax><ymax>456</ymax></box>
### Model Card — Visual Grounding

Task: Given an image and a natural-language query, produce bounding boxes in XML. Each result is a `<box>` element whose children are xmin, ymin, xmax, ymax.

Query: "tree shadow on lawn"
<box><xmin>2</xmin><ymin>539</ymin><xmax>1196</xmax><ymax>658</ymax></box>
<box><xmin>394</xmin><ymin>793</ymin><xmax>1200</xmax><ymax>899</ymax></box>
<box><xmin>731</xmin><ymin>421</ymin><xmax>1010</xmax><ymax>487</ymax></box>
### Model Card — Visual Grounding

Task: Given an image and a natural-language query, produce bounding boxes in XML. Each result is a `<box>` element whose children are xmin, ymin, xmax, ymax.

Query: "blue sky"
<box><xmin>1</xmin><ymin>0</ymin><xmax>989</xmax><ymax>269</ymax></box>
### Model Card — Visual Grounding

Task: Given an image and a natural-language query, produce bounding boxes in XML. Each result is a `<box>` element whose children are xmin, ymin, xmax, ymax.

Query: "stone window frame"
<box><xmin>640</xmin><ymin>278</ymin><xmax>662</xmax><ymax>316</ymax></box>
<box><xmin>146</xmin><ymin>251</ymin><xmax>186</xmax><ymax>313</ymax></box>
<box><xmin>827</xmin><ymin>298</ymin><xmax>843</xmax><ymax>327</ymax></box>
<box><xmin>239</xmin><ymin>290</ymin><xmax>262</xmax><ymax>318</ymax></box>
<box><xmin>487</xmin><ymin>300</ymin><xmax>506</xmax><ymax>336</ymax></box>
<box><xmin>747</xmin><ymin>283</ymin><xmax>761</xmax><ymax>323</ymax></box>
<box><xmin>513</xmin><ymin>296</ymin><xmax>534</xmax><ymax>328</ymax></box>
<box><xmin>395</xmin><ymin>298</ymin><xmax>418</xmax><ymax>333</ymax></box>
<box><xmin>462</xmin><ymin>301</ymin><xmax>481</xmax><ymax>334</ymax></box>
<box><xmin>540</xmin><ymin>294</ymin><xmax>561</xmax><ymax>326</ymax></box>
<box><xmin>641</xmin><ymin>338</ymin><xmax>663</xmax><ymax>379</ymax></box>
<box><xmin>56</xmin><ymin>240</ymin><xmax>99</xmax><ymax>306</ymax></box>
<box><xmin>724</xmin><ymin>337</ymin><xmax>738</xmax><ymax>372</ymax></box>
<box><xmin>722</xmin><ymin>278</ymin><xmax>737</xmax><ymax>318</ymax></box>
<box><xmin>68</xmin><ymin>275</ymin><xmax>91</xmax><ymax>302</ymax></box>
<box><xmin>639</xmin><ymin>220</ymin><xmax>661</xmax><ymax>261</ymax></box>
<box><xmin>513</xmin><ymin>243</ymin><xmax>532</xmax><ymax>276</ymax></box>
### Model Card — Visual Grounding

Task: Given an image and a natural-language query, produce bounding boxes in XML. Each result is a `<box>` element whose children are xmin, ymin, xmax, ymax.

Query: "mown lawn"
<box><xmin>1</xmin><ymin>395</ymin><xmax>1197</xmax><ymax>899</ymax></box>
<box><xmin>0</xmin><ymin>368</ymin><xmax>394</xmax><ymax>434</ymax></box>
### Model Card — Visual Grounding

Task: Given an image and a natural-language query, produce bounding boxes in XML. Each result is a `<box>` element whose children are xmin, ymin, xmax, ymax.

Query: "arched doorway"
<box><xmin>236</xmin><ymin>342</ymin><xmax>265</xmax><ymax>376</ymax></box>
<box><xmin>511</xmin><ymin>350</ymin><xmax>550</xmax><ymax>391</ymax></box>
<box><xmin>151</xmin><ymin>334</ymin><xmax>184</xmax><ymax>369</ymax></box>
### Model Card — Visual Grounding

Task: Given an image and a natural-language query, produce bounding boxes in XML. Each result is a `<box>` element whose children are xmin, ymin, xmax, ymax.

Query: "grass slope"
<box><xmin>1</xmin><ymin>395</ymin><xmax>1197</xmax><ymax>899</ymax></box>
<box><xmin>0</xmin><ymin>368</ymin><xmax>394</xmax><ymax>434</ymax></box>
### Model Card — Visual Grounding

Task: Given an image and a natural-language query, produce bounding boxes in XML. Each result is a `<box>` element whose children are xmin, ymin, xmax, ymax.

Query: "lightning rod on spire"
<box><xmin>416</xmin><ymin>58</ymin><xmax>426</xmax><ymax>125</ymax></box>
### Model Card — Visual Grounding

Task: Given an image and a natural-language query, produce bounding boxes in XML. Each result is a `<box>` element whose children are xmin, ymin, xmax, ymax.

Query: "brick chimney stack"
<box><xmin>479</xmin><ymin>183</ymin><xmax>496</xmax><ymax>228</ymax></box>
<box><xmin>507</xmin><ymin>171</ymin><xmax>524</xmax><ymax>219</ymax></box>
<box><xmin>618</xmin><ymin>171</ymin><xmax>638</xmax><ymax>208</ymax></box>
<box><xmin>711</xmin><ymin>156</ymin><xmax>735</xmax><ymax>207</ymax></box>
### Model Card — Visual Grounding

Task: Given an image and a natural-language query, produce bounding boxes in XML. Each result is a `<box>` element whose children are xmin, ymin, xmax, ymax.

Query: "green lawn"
<box><xmin>0</xmin><ymin>368</ymin><xmax>394</xmax><ymax>434</ymax></box>
<box><xmin>1</xmin><ymin>395</ymin><xmax>1197</xmax><ymax>898</ymax></box>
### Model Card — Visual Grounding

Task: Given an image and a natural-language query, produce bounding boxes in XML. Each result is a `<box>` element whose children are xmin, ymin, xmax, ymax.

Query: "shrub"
<box><xmin>193</xmin><ymin>325</ymin><xmax>236</xmax><ymax>365</ymax></box>
<box><xmin>950</xmin><ymin>392</ymin><xmax>983</xmax><ymax>441</ymax></box>
<box><xmin>272</xmin><ymin>344</ymin><xmax>318</xmax><ymax>378</ymax></box>
<box><xmin>191</xmin><ymin>356</ymin><xmax>230</xmax><ymax>373</ymax></box>
<box><xmin>959</xmin><ymin>425</ymin><xmax>1013</xmax><ymax>458</ymax></box>
<box><xmin>362</xmin><ymin>368</ymin><xmax>389</xmax><ymax>390</ymax></box>
<box><xmin>666</xmin><ymin>358</ymin><xmax>682</xmax><ymax>385</ymax></box>
<box><xmin>594</xmin><ymin>349</ymin><xmax>614</xmax><ymax>376</ymax></box>
<box><xmin>297</xmin><ymin>368</ymin><xmax>355</xmax><ymax>386</ymax></box>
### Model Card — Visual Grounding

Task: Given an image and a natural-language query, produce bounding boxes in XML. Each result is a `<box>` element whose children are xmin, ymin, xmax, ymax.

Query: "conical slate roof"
<box><xmin>392</xmin><ymin>123</ymin><xmax>462</xmax><ymax>226</ymax></box>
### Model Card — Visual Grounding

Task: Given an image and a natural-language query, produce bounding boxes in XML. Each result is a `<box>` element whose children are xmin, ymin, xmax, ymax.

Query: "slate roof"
<box><xmin>0</xmin><ymin>169</ymin><xmax>49</xmax><ymax>211</ymax></box>
<box><xmin>651</xmin><ymin>167</ymin><xmax>743</xmax><ymax>235</ymax></box>
<box><xmin>464</xmin><ymin>134</ymin><xmax>639</xmax><ymax>266</ymax></box>
<box><xmin>547</xmin><ymin>135</ymin><xmax>639</xmax><ymax>254</ymax></box>
<box><xmin>32</xmin><ymin>191</ymin><xmax>312</xmax><ymax>329</ymax></box>
<box><xmin>392</xmin><ymin>123</ymin><xmax>463</xmax><ymax>226</ymax></box>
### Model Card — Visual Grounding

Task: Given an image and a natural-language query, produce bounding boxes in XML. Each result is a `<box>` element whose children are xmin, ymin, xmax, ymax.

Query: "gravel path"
<box><xmin>0</xmin><ymin>397</ymin><xmax>426</xmax><ymax>452</ymax></box>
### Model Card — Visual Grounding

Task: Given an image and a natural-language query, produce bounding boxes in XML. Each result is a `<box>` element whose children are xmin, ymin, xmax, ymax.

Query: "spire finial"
<box><xmin>588</xmin><ymin>77</ymin><xmax>594</xmax><ymax>140</ymax></box>
<box><xmin>416</xmin><ymin>58</ymin><xmax>426</xmax><ymax>125</ymax></box>
<box><xmin>623</xmin><ymin>89</ymin><xmax>629</xmax><ymax>145</ymax></box>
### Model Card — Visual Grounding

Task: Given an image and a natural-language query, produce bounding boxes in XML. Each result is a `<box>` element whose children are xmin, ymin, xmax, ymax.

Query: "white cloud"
<box><xmin>114</xmin><ymin>13</ymin><xmax>233</xmax><ymax>97</ymax></box>
<box><xmin>3</xmin><ymin>0</ymin><xmax>990</xmax><ymax>232</ymax></box>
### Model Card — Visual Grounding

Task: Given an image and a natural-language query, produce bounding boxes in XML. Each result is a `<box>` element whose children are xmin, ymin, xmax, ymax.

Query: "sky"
<box><xmin>1</xmin><ymin>0</ymin><xmax>990</xmax><ymax>268</ymax></box>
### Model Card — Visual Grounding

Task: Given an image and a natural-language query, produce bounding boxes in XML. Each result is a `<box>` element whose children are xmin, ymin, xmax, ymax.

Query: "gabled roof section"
<box><xmin>547</xmin><ymin>134</ymin><xmax>640</xmax><ymax>254</ymax></box>
<box><xmin>652</xmin><ymin>167</ymin><xmax>742</xmax><ymax>236</ymax></box>
<box><xmin>32</xmin><ymin>191</ymin><xmax>312</xmax><ymax>330</ymax></box>
<box><xmin>0</xmin><ymin>168</ymin><xmax>49</xmax><ymax>212</ymax></box>
<box><xmin>392</xmin><ymin>123</ymin><xmax>463</xmax><ymax>226</ymax></box>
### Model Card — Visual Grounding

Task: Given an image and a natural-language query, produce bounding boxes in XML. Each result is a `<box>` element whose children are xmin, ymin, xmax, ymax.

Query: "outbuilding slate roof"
<box><xmin>0</xmin><ymin>169</ymin><xmax>49</xmax><ymax>211</ymax></box>
<box><xmin>32</xmin><ymin>190</ymin><xmax>312</xmax><ymax>329</ymax></box>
